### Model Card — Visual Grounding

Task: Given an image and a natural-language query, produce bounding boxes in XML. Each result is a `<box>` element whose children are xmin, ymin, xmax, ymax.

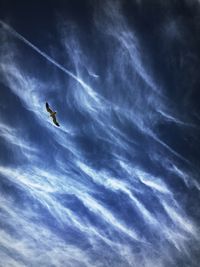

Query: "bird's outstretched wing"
<box><xmin>52</xmin><ymin>115</ymin><xmax>60</xmax><ymax>127</ymax></box>
<box><xmin>46</xmin><ymin>102</ymin><xmax>53</xmax><ymax>113</ymax></box>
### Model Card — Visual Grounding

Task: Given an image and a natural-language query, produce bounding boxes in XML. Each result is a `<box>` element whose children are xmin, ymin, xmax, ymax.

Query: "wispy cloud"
<box><xmin>0</xmin><ymin>1</ymin><xmax>200</xmax><ymax>266</ymax></box>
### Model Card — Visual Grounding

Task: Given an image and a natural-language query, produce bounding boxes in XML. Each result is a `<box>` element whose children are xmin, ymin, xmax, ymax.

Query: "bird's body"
<box><xmin>50</xmin><ymin>111</ymin><xmax>56</xmax><ymax>117</ymax></box>
<box><xmin>46</xmin><ymin>102</ymin><xmax>60</xmax><ymax>126</ymax></box>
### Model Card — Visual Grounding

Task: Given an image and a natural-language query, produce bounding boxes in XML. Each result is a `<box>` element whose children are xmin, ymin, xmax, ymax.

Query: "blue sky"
<box><xmin>0</xmin><ymin>1</ymin><xmax>200</xmax><ymax>266</ymax></box>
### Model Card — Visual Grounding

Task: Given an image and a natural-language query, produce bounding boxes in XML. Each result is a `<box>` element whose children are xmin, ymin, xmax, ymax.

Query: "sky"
<box><xmin>0</xmin><ymin>0</ymin><xmax>200</xmax><ymax>266</ymax></box>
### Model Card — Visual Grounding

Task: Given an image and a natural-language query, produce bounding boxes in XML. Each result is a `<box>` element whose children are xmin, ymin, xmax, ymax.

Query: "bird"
<box><xmin>46</xmin><ymin>102</ymin><xmax>60</xmax><ymax>127</ymax></box>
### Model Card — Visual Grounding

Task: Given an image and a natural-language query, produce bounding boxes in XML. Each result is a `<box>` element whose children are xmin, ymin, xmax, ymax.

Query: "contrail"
<box><xmin>0</xmin><ymin>20</ymin><xmax>98</xmax><ymax>99</ymax></box>
<box><xmin>0</xmin><ymin>20</ymin><xmax>76</xmax><ymax>78</ymax></box>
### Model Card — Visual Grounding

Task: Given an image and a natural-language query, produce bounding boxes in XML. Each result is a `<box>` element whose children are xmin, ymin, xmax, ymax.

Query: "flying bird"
<box><xmin>46</xmin><ymin>102</ymin><xmax>60</xmax><ymax>127</ymax></box>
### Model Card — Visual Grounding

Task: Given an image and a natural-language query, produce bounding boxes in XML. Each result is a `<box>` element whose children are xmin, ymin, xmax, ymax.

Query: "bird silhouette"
<box><xmin>46</xmin><ymin>102</ymin><xmax>60</xmax><ymax>127</ymax></box>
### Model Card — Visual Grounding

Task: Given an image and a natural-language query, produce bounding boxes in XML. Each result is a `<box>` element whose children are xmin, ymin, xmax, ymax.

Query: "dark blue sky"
<box><xmin>0</xmin><ymin>1</ymin><xmax>200</xmax><ymax>267</ymax></box>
